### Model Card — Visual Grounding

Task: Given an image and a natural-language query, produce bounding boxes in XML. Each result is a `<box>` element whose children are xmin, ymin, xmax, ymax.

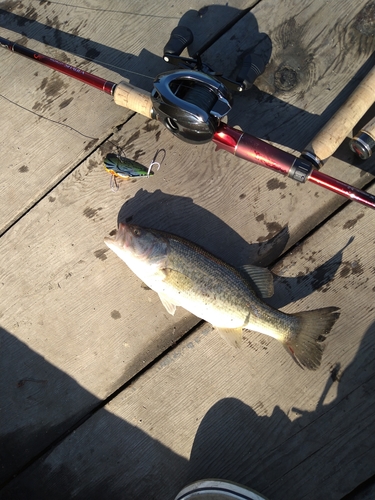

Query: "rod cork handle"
<box><xmin>113</xmin><ymin>81</ymin><xmax>154</xmax><ymax>118</ymax></box>
<box><xmin>302</xmin><ymin>65</ymin><xmax>375</xmax><ymax>166</ymax></box>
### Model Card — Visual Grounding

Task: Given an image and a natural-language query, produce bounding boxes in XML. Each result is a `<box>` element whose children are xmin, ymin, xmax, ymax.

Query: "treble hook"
<box><xmin>110</xmin><ymin>173</ymin><xmax>120</xmax><ymax>192</ymax></box>
<box><xmin>147</xmin><ymin>148</ymin><xmax>166</xmax><ymax>177</ymax></box>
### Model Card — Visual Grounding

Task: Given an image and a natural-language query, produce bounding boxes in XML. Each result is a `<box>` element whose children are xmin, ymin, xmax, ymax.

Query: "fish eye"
<box><xmin>133</xmin><ymin>228</ymin><xmax>141</xmax><ymax>236</ymax></box>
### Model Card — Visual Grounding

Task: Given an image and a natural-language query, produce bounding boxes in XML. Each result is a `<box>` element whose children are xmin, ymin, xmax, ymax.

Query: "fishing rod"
<box><xmin>1</xmin><ymin>31</ymin><xmax>375</xmax><ymax>209</ymax></box>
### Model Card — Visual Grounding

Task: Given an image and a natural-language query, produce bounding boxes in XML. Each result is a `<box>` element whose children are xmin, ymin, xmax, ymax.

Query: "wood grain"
<box><xmin>2</xmin><ymin>183</ymin><xmax>374</xmax><ymax>499</ymax></box>
<box><xmin>1</xmin><ymin>0</ymin><xmax>375</xmax><ymax>495</ymax></box>
<box><xmin>0</xmin><ymin>0</ymin><xmax>252</xmax><ymax>234</ymax></box>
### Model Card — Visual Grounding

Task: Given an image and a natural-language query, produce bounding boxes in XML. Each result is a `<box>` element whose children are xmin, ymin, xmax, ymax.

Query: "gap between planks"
<box><xmin>4</xmin><ymin>173</ymin><xmax>375</xmax><ymax>488</ymax></box>
<box><xmin>0</xmin><ymin>114</ymin><xmax>136</xmax><ymax>239</ymax></box>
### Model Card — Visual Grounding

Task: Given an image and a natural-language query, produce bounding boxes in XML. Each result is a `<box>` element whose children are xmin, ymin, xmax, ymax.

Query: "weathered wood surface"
<box><xmin>2</xmin><ymin>183</ymin><xmax>374</xmax><ymax>499</ymax></box>
<box><xmin>1</xmin><ymin>0</ymin><xmax>258</xmax><ymax>480</ymax></box>
<box><xmin>0</xmin><ymin>0</ymin><xmax>254</xmax><ymax>234</ymax></box>
<box><xmin>1</xmin><ymin>0</ymin><xmax>375</xmax><ymax>496</ymax></box>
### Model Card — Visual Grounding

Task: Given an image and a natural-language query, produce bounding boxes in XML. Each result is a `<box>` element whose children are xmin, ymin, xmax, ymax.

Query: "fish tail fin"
<box><xmin>284</xmin><ymin>307</ymin><xmax>340</xmax><ymax>370</ymax></box>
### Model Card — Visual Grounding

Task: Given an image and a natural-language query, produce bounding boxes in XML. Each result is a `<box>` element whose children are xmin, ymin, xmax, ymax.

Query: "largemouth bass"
<box><xmin>104</xmin><ymin>223</ymin><xmax>340</xmax><ymax>370</ymax></box>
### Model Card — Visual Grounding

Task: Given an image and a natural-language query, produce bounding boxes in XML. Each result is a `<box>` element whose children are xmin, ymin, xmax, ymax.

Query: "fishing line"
<box><xmin>182</xmin><ymin>84</ymin><xmax>218</xmax><ymax>112</ymax></box>
<box><xmin>2</xmin><ymin>15</ymin><xmax>374</xmax><ymax>208</ymax></box>
<box><xmin>44</xmin><ymin>0</ymin><xmax>181</xmax><ymax>19</ymax></box>
<box><xmin>59</xmin><ymin>53</ymin><xmax>156</xmax><ymax>81</ymax></box>
<box><xmin>0</xmin><ymin>34</ymin><xmax>155</xmax><ymax>81</ymax></box>
<box><xmin>0</xmin><ymin>93</ymin><xmax>98</xmax><ymax>140</ymax></box>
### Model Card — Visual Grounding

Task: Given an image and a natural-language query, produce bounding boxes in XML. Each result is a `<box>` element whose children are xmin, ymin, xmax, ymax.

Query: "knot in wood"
<box><xmin>274</xmin><ymin>65</ymin><xmax>298</xmax><ymax>91</ymax></box>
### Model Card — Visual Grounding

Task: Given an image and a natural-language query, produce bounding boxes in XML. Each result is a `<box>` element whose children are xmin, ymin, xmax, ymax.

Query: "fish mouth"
<box><xmin>104</xmin><ymin>223</ymin><xmax>159</xmax><ymax>263</ymax></box>
<box><xmin>104</xmin><ymin>223</ymin><xmax>130</xmax><ymax>249</ymax></box>
<box><xmin>103</xmin><ymin>236</ymin><xmax>115</xmax><ymax>249</ymax></box>
<box><xmin>104</xmin><ymin>223</ymin><xmax>150</xmax><ymax>259</ymax></box>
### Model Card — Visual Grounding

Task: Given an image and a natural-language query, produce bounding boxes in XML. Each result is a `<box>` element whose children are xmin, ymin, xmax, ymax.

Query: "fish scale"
<box><xmin>165</xmin><ymin>237</ymin><xmax>258</xmax><ymax>326</ymax></box>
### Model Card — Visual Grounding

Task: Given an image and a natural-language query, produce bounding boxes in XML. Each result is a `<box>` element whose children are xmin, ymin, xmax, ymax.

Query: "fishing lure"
<box><xmin>104</xmin><ymin>149</ymin><xmax>165</xmax><ymax>191</ymax></box>
<box><xmin>104</xmin><ymin>154</ymin><xmax>152</xmax><ymax>179</ymax></box>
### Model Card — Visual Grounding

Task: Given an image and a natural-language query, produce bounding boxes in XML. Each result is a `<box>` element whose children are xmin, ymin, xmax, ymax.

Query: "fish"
<box><xmin>104</xmin><ymin>223</ymin><xmax>340</xmax><ymax>370</ymax></box>
<box><xmin>104</xmin><ymin>153</ymin><xmax>152</xmax><ymax>179</ymax></box>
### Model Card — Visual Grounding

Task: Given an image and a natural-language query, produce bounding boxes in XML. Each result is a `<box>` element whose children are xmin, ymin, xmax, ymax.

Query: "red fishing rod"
<box><xmin>1</xmin><ymin>33</ymin><xmax>375</xmax><ymax>209</ymax></box>
<box><xmin>0</xmin><ymin>36</ymin><xmax>116</xmax><ymax>94</ymax></box>
<box><xmin>213</xmin><ymin>124</ymin><xmax>375</xmax><ymax>209</ymax></box>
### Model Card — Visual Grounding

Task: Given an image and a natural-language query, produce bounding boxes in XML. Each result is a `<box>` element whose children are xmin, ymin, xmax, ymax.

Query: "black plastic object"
<box><xmin>236</xmin><ymin>53</ymin><xmax>266</xmax><ymax>90</ymax></box>
<box><xmin>162</xmin><ymin>25</ymin><xmax>266</xmax><ymax>92</ymax></box>
<box><xmin>151</xmin><ymin>70</ymin><xmax>232</xmax><ymax>144</ymax></box>
<box><xmin>163</xmin><ymin>26</ymin><xmax>194</xmax><ymax>57</ymax></box>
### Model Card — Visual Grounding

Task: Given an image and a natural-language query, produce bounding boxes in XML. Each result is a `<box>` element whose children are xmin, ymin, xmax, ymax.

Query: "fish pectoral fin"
<box><xmin>158</xmin><ymin>292</ymin><xmax>177</xmax><ymax>316</ymax></box>
<box><xmin>217</xmin><ymin>327</ymin><xmax>243</xmax><ymax>349</ymax></box>
<box><xmin>239</xmin><ymin>264</ymin><xmax>274</xmax><ymax>298</ymax></box>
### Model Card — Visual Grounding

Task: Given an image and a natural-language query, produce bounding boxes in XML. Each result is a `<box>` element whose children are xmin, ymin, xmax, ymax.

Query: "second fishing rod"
<box><xmin>1</xmin><ymin>26</ymin><xmax>375</xmax><ymax>209</ymax></box>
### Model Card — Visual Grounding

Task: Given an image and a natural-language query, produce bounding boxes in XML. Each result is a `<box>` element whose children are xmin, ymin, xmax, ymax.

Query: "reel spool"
<box><xmin>151</xmin><ymin>70</ymin><xmax>232</xmax><ymax>143</ymax></box>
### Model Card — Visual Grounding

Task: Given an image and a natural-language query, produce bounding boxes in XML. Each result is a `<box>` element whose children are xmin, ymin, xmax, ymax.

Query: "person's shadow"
<box><xmin>1</xmin><ymin>321</ymin><xmax>373</xmax><ymax>499</ymax></box>
<box><xmin>185</xmin><ymin>322</ymin><xmax>375</xmax><ymax>499</ymax></box>
<box><xmin>0</xmin><ymin>188</ymin><xmax>355</xmax><ymax>498</ymax></box>
<box><xmin>1</xmin><ymin>5</ymin><xmax>374</xmax><ymax>498</ymax></box>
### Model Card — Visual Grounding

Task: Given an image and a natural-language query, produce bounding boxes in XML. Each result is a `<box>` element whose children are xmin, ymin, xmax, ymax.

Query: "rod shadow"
<box><xmin>1</xmin><ymin>5</ymin><xmax>374</xmax><ymax>173</ymax></box>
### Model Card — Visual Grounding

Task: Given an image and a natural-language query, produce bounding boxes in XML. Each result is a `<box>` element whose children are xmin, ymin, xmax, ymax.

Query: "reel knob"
<box><xmin>151</xmin><ymin>70</ymin><xmax>232</xmax><ymax>144</ymax></box>
<box><xmin>163</xmin><ymin>26</ymin><xmax>193</xmax><ymax>60</ymax></box>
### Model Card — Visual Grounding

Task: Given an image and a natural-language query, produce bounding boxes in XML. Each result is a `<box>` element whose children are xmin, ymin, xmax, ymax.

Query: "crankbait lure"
<box><xmin>104</xmin><ymin>153</ymin><xmax>152</xmax><ymax>179</ymax></box>
<box><xmin>104</xmin><ymin>149</ymin><xmax>165</xmax><ymax>191</ymax></box>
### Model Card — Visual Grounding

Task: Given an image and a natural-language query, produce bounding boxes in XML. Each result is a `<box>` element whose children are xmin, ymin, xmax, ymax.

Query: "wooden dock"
<box><xmin>1</xmin><ymin>1</ymin><xmax>374</xmax><ymax>498</ymax></box>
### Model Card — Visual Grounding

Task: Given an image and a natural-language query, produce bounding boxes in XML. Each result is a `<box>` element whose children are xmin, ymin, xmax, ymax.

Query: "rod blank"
<box><xmin>0</xmin><ymin>36</ymin><xmax>116</xmax><ymax>94</ymax></box>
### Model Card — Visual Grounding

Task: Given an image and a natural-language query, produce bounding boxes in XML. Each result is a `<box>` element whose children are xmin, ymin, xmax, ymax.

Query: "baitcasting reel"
<box><xmin>151</xmin><ymin>70</ymin><xmax>232</xmax><ymax>144</ymax></box>
<box><xmin>150</xmin><ymin>26</ymin><xmax>266</xmax><ymax>144</ymax></box>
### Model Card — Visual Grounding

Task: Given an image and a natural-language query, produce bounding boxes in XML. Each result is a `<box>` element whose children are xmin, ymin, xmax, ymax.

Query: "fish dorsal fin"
<box><xmin>239</xmin><ymin>264</ymin><xmax>274</xmax><ymax>298</ymax></box>
<box><xmin>158</xmin><ymin>292</ymin><xmax>177</xmax><ymax>316</ymax></box>
<box><xmin>217</xmin><ymin>327</ymin><xmax>243</xmax><ymax>349</ymax></box>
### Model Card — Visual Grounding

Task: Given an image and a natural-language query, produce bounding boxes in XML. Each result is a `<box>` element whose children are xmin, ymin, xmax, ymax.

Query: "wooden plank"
<box><xmin>2</xmin><ymin>182</ymin><xmax>374</xmax><ymax>498</ymax></box>
<box><xmin>208</xmin><ymin>0</ymin><xmax>375</xmax><ymax>238</ymax></box>
<box><xmin>0</xmin><ymin>0</ymin><xmax>252</xmax><ymax>234</ymax></box>
<box><xmin>1</xmin><ymin>0</ymin><xmax>375</xmax><ymax>488</ymax></box>
<box><xmin>0</xmin><ymin>0</ymin><xmax>258</xmax><ymax>482</ymax></box>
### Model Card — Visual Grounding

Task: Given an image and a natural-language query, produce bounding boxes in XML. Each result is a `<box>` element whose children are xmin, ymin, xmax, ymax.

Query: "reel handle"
<box><xmin>163</xmin><ymin>26</ymin><xmax>193</xmax><ymax>58</ymax></box>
